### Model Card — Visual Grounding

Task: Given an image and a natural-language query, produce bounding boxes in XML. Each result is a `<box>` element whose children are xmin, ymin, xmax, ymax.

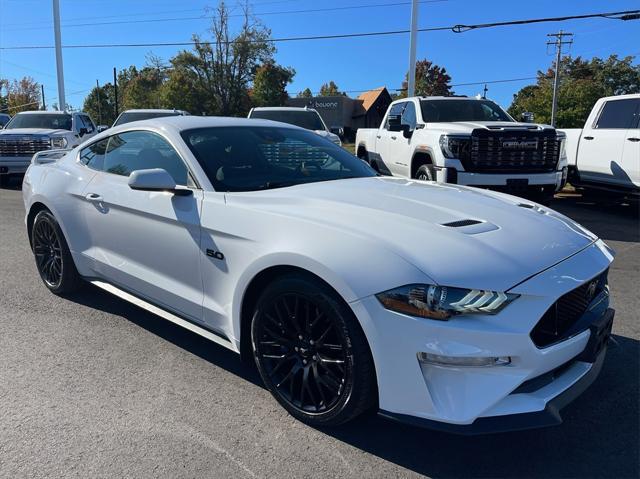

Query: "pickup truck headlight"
<box><xmin>50</xmin><ymin>137</ymin><xmax>67</xmax><ymax>149</ymax></box>
<box><xmin>439</xmin><ymin>135</ymin><xmax>471</xmax><ymax>159</ymax></box>
<box><xmin>376</xmin><ymin>284</ymin><xmax>519</xmax><ymax>320</ymax></box>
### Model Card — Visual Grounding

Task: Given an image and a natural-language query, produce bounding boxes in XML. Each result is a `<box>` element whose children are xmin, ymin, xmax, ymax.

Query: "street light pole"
<box><xmin>52</xmin><ymin>0</ymin><xmax>66</xmax><ymax>111</ymax></box>
<box><xmin>547</xmin><ymin>30</ymin><xmax>573</xmax><ymax>127</ymax></box>
<box><xmin>407</xmin><ymin>0</ymin><xmax>419</xmax><ymax>97</ymax></box>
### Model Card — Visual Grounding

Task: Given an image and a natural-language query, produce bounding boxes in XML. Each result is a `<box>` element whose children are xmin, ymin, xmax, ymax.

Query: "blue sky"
<box><xmin>0</xmin><ymin>0</ymin><xmax>638</xmax><ymax>111</ymax></box>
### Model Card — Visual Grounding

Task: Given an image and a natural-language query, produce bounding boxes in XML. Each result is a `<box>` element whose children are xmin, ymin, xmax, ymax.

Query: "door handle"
<box><xmin>583</xmin><ymin>136</ymin><xmax>594</xmax><ymax>140</ymax></box>
<box><xmin>627</xmin><ymin>137</ymin><xmax>640</xmax><ymax>142</ymax></box>
<box><xmin>376</xmin><ymin>135</ymin><xmax>382</xmax><ymax>139</ymax></box>
<box><xmin>85</xmin><ymin>193</ymin><xmax>103</xmax><ymax>202</ymax></box>
<box><xmin>391</xmin><ymin>136</ymin><xmax>397</xmax><ymax>140</ymax></box>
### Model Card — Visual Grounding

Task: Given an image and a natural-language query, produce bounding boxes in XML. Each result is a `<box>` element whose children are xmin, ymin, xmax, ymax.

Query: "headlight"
<box><xmin>376</xmin><ymin>284</ymin><xmax>519</xmax><ymax>320</ymax></box>
<box><xmin>439</xmin><ymin>135</ymin><xmax>471</xmax><ymax>159</ymax></box>
<box><xmin>557</xmin><ymin>134</ymin><xmax>567</xmax><ymax>162</ymax></box>
<box><xmin>50</xmin><ymin>137</ymin><xmax>67</xmax><ymax>149</ymax></box>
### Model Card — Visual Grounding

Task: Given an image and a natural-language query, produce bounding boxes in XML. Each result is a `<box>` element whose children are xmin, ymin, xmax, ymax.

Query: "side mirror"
<box><xmin>79</xmin><ymin>127</ymin><xmax>88</xmax><ymax>137</ymax></box>
<box><xmin>97</xmin><ymin>125</ymin><xmax>109</xmax><ymax>133</ymax></box>
<box><xmin>387</xmin><ymin>114</ymin><xmax>402</xmax><ymax>132</ymax></box>
<box><xmin>520</xmin><ymin>112</ymin><xmax>535</xmax><ymax>123</ymax></box>
<box><xmin>128</xmin><ymin>168</ymin><xmax>192</xmax><ymax>196</ymax></box>
<box><xmin>402</xmin><ymin>124</ymin><xmax>413</xmax><ymax>139</ymax></box>
<box><xmin>330</xmin><ymin>126</ymin><xmax>344</xmax><ymax>137</ymax></box>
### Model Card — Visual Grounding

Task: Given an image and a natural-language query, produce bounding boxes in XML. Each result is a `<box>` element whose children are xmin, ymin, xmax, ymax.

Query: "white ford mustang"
<box><xmin>22</xmin><ymin>116</ymin><xmax>615</xmax><ymax>433</ymax></box>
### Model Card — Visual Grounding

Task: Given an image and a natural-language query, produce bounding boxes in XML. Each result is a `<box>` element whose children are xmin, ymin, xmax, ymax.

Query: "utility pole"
<box><xmin>113</xmin><ymin>67</ymin><xmax>119</xmax><ymax>118</ymax></box>
<box><xmin>483</xmin><ymin>84</ymin><xmax>488</xmax><ymax>99</ymax></box>
<box><xmin>547</xmin><ymin>30</ymin><xmax>573</xmax><ymax>127</ymax></box>
<box><xmin>407</xmin><ymin>0</ymin><xmax>419</xmax><ymax>97</ymax></box>
<box><xmin>96</xmin><ymin>79</ymin><xmax>102</xmax><ymax>125</ymax></box>
<box><xmin>52</xmin><ymin>0</ymin><xmax>66</xmax><ymax>111</ymax></box>
<box><xmin>41</xmin><ymin>85</ymin><xmax>46</xmax><ymax>110</ymax></box>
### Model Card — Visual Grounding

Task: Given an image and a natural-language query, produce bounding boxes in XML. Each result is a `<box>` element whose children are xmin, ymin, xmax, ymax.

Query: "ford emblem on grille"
<box><xmin>585</xmin><ymin>280</ymin><xmax>598</xmax><ymax>302</ymax></box>
<box><xmin>501</xmin><ymin>139</ymin><xmax>539</xmax><ymax>150</ymax></box>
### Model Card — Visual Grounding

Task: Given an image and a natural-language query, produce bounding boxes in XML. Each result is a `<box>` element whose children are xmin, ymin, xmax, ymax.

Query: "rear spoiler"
<box><xmin>32</xmin><ymin>149</ymin><xmax>70</xmax><ymax>165</ymax></box>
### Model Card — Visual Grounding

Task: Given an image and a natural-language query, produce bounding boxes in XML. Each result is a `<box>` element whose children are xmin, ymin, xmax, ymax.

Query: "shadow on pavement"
<box><xmin>551</xmin><ymin>193</ymin><xmax>639</xmax><ymax>243</ymax></box>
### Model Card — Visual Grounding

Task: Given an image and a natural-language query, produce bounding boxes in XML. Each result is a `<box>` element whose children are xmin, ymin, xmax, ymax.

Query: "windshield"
<box><xmin>420</xmin><ymin>100</ymin><xmax>513</xmax><ymax>123</ymax></box>
<box><xmin>0</xmin><ymin>115</ymin><xmax>10</xmax><ymax>127</ymax></box>
<box><xmin>113</xmin><ymin>111</ymin><xmax>184</xmax><ymax>127</ymax></box>
<box><xmin>249</xmin><ymin>110</ymin><xmax>326</xmax><ymax>131</ymax></box>
<box><xmin>181</xmin><ymin>126</ymin><xmax>375</xmax><ymax>192</ymax></box>
<box><xmin>5</xmin><ymin>113</ymin><xmax>72</xmax><ymax>130</ymax></box>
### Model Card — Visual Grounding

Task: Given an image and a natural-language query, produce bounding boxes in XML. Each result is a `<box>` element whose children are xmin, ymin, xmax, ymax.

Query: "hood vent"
<box><xmin>441</xmin><ymin>219</ymin><xmax>482</xmax><ymax>228</ymax></box>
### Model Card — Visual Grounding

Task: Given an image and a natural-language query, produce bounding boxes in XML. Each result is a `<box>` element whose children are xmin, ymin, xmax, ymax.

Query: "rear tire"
<box><xmin>32</xmin><ymin>210</ymin><xmax>83</xmax><ymax>295</ymax></box>
<box><xmin>415</xmin><ymin>164</ymin><xmax>436</xmax><ymax>181</ymax></box>
<box><xmin>251</xmin><ymin>273</ymin><xmax>377</xmax><ymax>426</ymax></box>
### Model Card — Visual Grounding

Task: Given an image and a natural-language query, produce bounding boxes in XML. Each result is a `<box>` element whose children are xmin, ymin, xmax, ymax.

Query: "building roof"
<box><xmin>357</xmin><ymin>87</ymin><xmax>389</xmax><ymax>113</ymax></box>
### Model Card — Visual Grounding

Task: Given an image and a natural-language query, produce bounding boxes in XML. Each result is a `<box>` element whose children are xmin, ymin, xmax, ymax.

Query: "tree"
<box><xmin>251</xmin><ymin>62</ymin><xmax>295</xmax><ymax>107</ymax></box>
<box><xmin>5</xmin><ymin>77</ymin><xmax>41</xmax><ymax>115</ymax></box>
<box><xmin>297</xmin><ymin>88</ymin><xmax>313</xmax><ymax>98</ymax></box>
<box><xmin>401</xmin><ymin>60</ymin><xmax>452</xmax><ymax>97</ymax></box>
<box><xmin>83</xmin><ymin>83</ymin><xmax>117</xmax><ymax>125</ymax></box>
<box><xmin>508</xmin><ymin>55</ymin><xmax>640</xmax><ymax>128</ymax></box>
<box><xmin>319</xmin><ymin>81</ymin><xmax>342</xmax><ymax>96</ymax></box>
<box><xmin>0</xmin><ymin>79</ymin><xmax>9</xmax><ymax>113</ymax></box>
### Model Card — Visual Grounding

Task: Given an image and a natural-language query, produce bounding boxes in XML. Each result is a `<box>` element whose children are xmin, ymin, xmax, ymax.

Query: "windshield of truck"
<box><xmin>420</xmin><ymin>100</ymin><xmax>514</xmax><ymax>123</ymax></box>
<box><xmin>113</xmin><ymin>111</ymin><xmax>184</xmax><ymax>127</ymax></box>
<box><xmin>249</xmin><ymin>110</ymin><xmax>326</xmax><ymax>131</ymax></box>
<box><xmin>5</xmin><ymin>113</ymin><xmax>72</xmax><ymax>130</ymax></box>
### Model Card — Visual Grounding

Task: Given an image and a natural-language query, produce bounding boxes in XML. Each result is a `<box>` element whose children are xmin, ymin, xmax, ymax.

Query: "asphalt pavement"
<box><xmin>1</xmin><ymin>180</ymin><xmax>638</xmax><ymax>478</ymax></box>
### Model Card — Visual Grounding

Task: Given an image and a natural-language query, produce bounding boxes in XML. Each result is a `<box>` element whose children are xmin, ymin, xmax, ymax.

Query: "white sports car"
<box><xmin>23</xmin><ymin>116</ymin><xmax>615</xmax><ymax>433</ymax></box>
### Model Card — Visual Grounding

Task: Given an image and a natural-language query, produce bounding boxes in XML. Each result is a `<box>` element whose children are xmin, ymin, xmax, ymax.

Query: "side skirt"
<box><xmin>90</xmin><ymin>280</ymin><xmax>239</xmax><ymax>354</ymax></box>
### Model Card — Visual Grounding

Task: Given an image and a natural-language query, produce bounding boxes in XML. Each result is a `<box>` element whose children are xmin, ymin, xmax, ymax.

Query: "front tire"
<box><xmin>32</xmin><ymin>210</ymin><xmax>82</xmax><ymax>295</ymax></box>
<box><xmin>251</xmin><ymin>274</ymin><xmax>376</xmax><ymax>426</ymax></box>
<box><xmin>415</xmin><ymin>164</ymin><xmax>436</xmax><ymax>181</ymax></box>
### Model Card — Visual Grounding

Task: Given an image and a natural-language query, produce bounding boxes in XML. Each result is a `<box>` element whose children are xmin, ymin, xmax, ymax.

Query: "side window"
<box><xmin>102</xmin><ymin>131</ymin><xmax>191</xmax><ymax>186</ymax></box>
<box><xmin>386</xmin><ymin>103</ymin><xmax>406</xmax><ymax>130</ymax></box>
<box><xmin>401</xmin><ymin>102</ymin><xmax>417</xmax><ymax>129</ymax></box>
<box><xmin>79</xmin><ymin>138</ymin><xmax>108</xmax><ymax>171</ymax></box>
<box><xmin>595</xmin><ymin>99</ymin><xmax>640</xmax><ymax>129</ymax></box>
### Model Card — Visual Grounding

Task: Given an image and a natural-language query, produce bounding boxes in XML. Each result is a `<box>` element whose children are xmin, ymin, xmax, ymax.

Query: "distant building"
<box><xmin>287</xmin><ymin>87</ymin><xmax>392</xmax><ymax>141</ymax></box>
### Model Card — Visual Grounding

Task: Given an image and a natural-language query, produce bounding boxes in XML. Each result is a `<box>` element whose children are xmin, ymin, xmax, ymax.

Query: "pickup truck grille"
<box><xmin>463</xmin><ymin>129</ymin><xmax>560</xmax><ymax>173</ymax></box>
<box><xmin>0</xmin><ymin>136</ymin><xmax>51</xmax><ymax>157</ymax></box>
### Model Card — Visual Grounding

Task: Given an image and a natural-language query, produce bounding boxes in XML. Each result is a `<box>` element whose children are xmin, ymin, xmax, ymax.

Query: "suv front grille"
<box><xmin>530</xmin><ymin>270</ymin><xmax>609</xmax><ymax>348</ymax></box>
<box><xmin>462</xmin><ymin>129</ymin><xmax>560</xmax><ymax>173</ymax></box>
<box><xmin>0</xmin><ymin>136</ymin><xmax>51</xmax><ymax>157</ymax></box>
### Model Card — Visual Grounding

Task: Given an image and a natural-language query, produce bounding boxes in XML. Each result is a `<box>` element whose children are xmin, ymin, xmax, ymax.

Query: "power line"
<box><xmin>1</xmin><ymin>9</ymin><xmax>637</xmax><ymax>50</ymax></box>
<box><xmin>0</xmin><ymin>0</ymin><xmax>448</xmax><ymax>30</ymax></box>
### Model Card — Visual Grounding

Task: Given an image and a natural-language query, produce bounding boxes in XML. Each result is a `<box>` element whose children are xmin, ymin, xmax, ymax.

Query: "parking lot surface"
<box><xmin>1</xmin><ymin>182</ymin><xmax>638</xmax><ymax>478</ymax></box>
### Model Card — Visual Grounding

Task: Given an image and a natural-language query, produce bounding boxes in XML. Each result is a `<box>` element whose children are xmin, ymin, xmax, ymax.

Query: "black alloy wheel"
<box><xmin>252</xmin><ymin>274</ymin><xmax>376</xmax><ymax>426</ymax></box>
<box><xmin>415</xmin><ymin>164</ymin><xmax>436</xmax><ymax>181</ymax></box>
<box><xmin>32</xmin><ymin>210</ymin><xmax>82</xmax><ymax>294</ymax></box>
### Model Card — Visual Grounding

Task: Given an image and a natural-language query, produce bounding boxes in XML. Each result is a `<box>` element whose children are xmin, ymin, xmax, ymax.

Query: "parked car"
<box><xmin>112</xmin><ymin>109</ymin><xmax>190</xmax><ymax>127</ymax></box>
<box><xmin>23</xmin><ymin>116</ymin><xmax>615</xmax><ymax>433</ymax></box>
<box><xmin>0</xmin><ymin>113</ymin><xmax>11</xmax><ymax>128</ymax></box>
<box><xmin>561</xmin><ymin>94</ymin><xmax>639</xmax><ymax>199</ymax></box>
<box><xmin>0</xmin><ymin>111</ymin><xmax>97</xmax><ymax>186</ymax></box>
<box><xmin>248</xmin><ymin>107</ymin><xmax>342</xmax><ymax>146</ymax></box>
<box><xmin>355</xmin><ymin>96</ymin><xmax>568</xmax><ymax>203</ymax></box>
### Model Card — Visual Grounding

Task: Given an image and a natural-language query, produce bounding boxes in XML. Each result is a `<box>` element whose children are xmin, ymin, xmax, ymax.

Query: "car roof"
<box><xmin>120</xmin><ymin>109</ymin><xmax>187</xmax><ymax>114</ymax></box>
<box><xmin>16</xmin><ymin>110</ymin><xmax>78</xmax><ymax>115</ymax></box>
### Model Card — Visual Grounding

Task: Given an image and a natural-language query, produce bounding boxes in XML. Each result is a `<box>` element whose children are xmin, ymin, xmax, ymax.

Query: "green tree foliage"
<box><xmin>508</xmin><ymin>55</ymin><xmax>640</xmax><ymax>128</ymax></box>
<box><xmin>251</xmin><ymin>62</ymin><xmax>295</xmax><ymax>107</ymax></box>
<box><xmin>400</xmin><ymin>60</ymin><xmax>452</xmax><ymax>98</ymax></box>
<box><xmin>297</xmin><ymin>88</ymin><xmax>313</xmax><ymax>98</ymax></box>
<box><xmin>319</xmin><ymin>81</ymin><xmax>342</xmax><ymax>96</ymax></box>
<box><xmin>2</xmin><ymin>77</ymin><xmax>42</xmax><ymax>114</ymax></box>
<box><xmin>83</xmin><ymin>83</ymin><xmax>117</xmax><ymax>125</ymax></box>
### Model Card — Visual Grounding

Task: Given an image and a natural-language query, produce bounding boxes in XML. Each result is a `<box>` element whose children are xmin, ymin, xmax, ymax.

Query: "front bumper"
<box><xmin>436</xmin><ymin>169</ymin><xmax>564</xmax><ymax>190</ymax></box>
<box><xmin>350</xmin><ymin>240</ymin><xmax>614</xmax><ymax>433</ymax></box>
<box><xmin>0</xmin><ymin>156</ymin><xmax>32</xmax><ymax>175</ymax></box>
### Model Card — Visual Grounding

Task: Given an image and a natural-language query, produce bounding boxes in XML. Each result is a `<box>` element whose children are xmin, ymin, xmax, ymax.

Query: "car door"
<box><xmin>81</xmin><ymin>130</ymin><xmax>205</xmax><ymax>323</ymax></box>
<box><xmin>379</xmin><ymin>102</ymin><xmax>414</xmax><ymax>177</ymax></box>
<box><xmin>579</xmin><ymin>98</ymin><xmax>640</xmax><ymax>186</ymax></box>
<box><xmin>80</xmin><ymin>114</ymin><xmax>97</xmax><ymax>140</ymax></box>
<box><xmin>621</xmin><ymin>104</ymin><xmax>640</xmax><ymax>187</ymax></box>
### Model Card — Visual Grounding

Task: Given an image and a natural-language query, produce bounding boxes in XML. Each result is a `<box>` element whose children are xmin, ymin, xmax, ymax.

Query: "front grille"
<box><xmin>0</xmin><ymin>136</ymin><xmax>51</xmax><ymax>157</ymax></box>
<box><xmin>462</xmin><ymin>129</ymin><xmax>560</xmax><ymax>173</ymax></box>
<box><xmin>530</xmin><ymin>270</ymin><xmax>609</xmax><ymax>348</ymax></box>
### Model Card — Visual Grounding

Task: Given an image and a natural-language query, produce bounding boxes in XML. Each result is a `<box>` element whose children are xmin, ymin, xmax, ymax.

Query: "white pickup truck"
<box><xmin>355</xmin><ymin>96</ymin><xmax>567</xmax><ymax>202</ymax></box>
<box><xmin>0</xmin><ymin>111</ymin><xmax>97</xmax><ymax>186</ymax></box>
<box><xmin>561</xmin><ymin>94</ymin><xmax>639</xmax><ymax>199</ymax></box>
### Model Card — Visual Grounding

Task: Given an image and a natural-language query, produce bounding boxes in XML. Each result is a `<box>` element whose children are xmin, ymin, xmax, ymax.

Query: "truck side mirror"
<box><xmin>79</xmin><ymin>127</ymin><xmax>88</xmax><ymax>137</ymax></box>
<box><xmin>402</xmin><ymin>124</ymin><xmax>413</xmax><ymax>139</ymax></box>
<box><xmin>388</xmin><ymin>114</ymin><xmax>402</xmax><ymax>132</ymax></box>
<box><xmin>520</xmin><ymin>112</ymin><xmax>535</xmax><ymax>123</ymax></box>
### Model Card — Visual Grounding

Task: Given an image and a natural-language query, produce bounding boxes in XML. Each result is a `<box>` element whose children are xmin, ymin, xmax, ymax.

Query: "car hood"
<box><xmin>0</xmin><ymin>128</ymin><xmax>70</xmax><ymax>137</ymax></box>
<box><xmin>429</xmin><ymin>121</ymin><xmax>554</xmax><ymax>134</ymax></box>
<box><xmin>227</xmin><ymin>177</ymin><xmax>596</xmax><ymax>292</ymax></box>
<box><xmin>313</xmin><ymin>130</ymin><xmax>340</xmax><ymax>142</ymax></box>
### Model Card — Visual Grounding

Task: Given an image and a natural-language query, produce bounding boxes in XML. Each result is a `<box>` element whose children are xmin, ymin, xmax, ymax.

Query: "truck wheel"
<box><xmin>415</xmin><ymin>164</ymin><xmax>436</xmax><ymax>181</ymax></box>
<box><xmin>0</xmin><ymin>175</ymin><xmax>10</xmax><ymax>187</ymax></box>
